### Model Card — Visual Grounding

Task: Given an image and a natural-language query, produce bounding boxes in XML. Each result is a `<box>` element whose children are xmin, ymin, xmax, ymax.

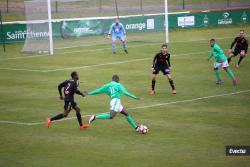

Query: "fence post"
<box><xmin>115</xmin><ymin>0</ymin><xmax>119</xmax><ymax>18</ymax></box>
<box><xmin>227</xmin><ymin>0</ymin><xmax>229</xmax><ymax>7</ymax></box>
<box><xmin>56</xmin><ymin>1</ymin><xmax>58</xmax><ymax>13</ymax></box>
<box><xmin>6</xmin><ymin>0</ymin><xmax>9</xmax><ymax>13</ymax></box>
<box><xmin>182</xmin><ymin>0</ymin><xmax>185</xmax><ymax>9</ymax></box>
<box><xmin>140</xmin><ymin>0</ymin><xmax>143</xmax><ymax>14</ymax></box>
<box><xmin>99</xmin><ymin>0</ymin><xmax>102</xmax><ymax>13</ymax></box>
<box><xmin>0</xmin><ymin>10</ymin><xmax>6</xmax><ymax>52</ymax></box>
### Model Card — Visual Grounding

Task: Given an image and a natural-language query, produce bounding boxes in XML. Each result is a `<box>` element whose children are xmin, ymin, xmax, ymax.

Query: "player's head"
<box><xmin>71</xmin><ymin>71</ymin><xmax>79</xmax><ymax>80</ymax></box>
<box><xmin>210</xmin><ymin>39</ymin><xmax>215</xmax><ymax>47</ymax></box>
<box><xmin>112</xmin><ymin>74</ymin><xmax>119</xmax><ymax>83</ymax></box>
<box><xmin>239</xmin><ymin>30</ymin><xmax>245</xmax><ymax>38</ymax></box>
<box><xmin>161</xmin><ymin>43</ymin><xmax>168</xmax><ymax>53</ymax></box>
<box><xmin>115</xmin><ymin>18</ymin><xmax>120</xmax><ymax>25</ymax></box>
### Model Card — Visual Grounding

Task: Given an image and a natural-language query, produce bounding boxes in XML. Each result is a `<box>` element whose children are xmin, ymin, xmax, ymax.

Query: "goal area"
<box><xmin>21</xmin><ymin>0</ymin><xmax>168</xmax><ymax>55</ymax></box>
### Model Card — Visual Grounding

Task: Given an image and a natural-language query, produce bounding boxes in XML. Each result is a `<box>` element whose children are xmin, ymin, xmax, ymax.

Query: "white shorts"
<box><xmin>214</xmin><ymin>60</ymin><xmax>229</xmax><ymax>69</ymax></box>
<box><xmin>110</xmin><ymin>98</ymin><xmax>123</xmax><ymax>112</ymax></box>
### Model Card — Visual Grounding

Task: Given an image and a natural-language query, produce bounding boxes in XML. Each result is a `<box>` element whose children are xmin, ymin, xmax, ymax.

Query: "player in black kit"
<box><xmin>46</xmin><ymin>71</ymin><xmax>89</xmax><ymax>130</ymax></box>
<box><xmin>149</xmin><ymin>44</ymin><xmax>176</xmax><ymax>95</ymax></box>
<box><xmin>227</xmin><ymin>30</ymin><xmax>248</xmax><ymax>67</ymax></box>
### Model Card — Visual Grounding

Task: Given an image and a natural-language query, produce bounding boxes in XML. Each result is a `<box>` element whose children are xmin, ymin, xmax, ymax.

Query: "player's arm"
<box><xmin>75</xmin><ymin>88</ymin><xmax>85</xmax><ymax>97</ymax></box>
<box><xmin>88</xmin><ymin>85</ymin><xmax>106</xmax><ymax>95</ymax></box>
<box><xmin>229</xmin><ymin>37</ymin><xmax>237</xmax><ymax>53</ymax></box>
<box><xmin>152</xmin><ymin>54</ymin><xmax>158</xmax><ymax>68</ymax></box>
<box><xmin>120</xmin><ymin>23</ymin><xmax>126</xmax><ymax>36</ymax></box>
<box><xmin>166</xmin><ymin>54</ymin><xmax>171</xmax><ymax>68</ymax></box>
<box><xmin>245</xmin><ymin>39</ymin><xmax>248</xmax><ymax>53</ymax></box>
<box><xmin>67</xmin><ymin>82</ymin><xmax>85</xmax><ymax>97</ymax></box>
<box><xmin>58</xmin><ymin>80</ymin><xmax>67</xmax><ymax>99</ymax></box>
<box><xmin>107</xmin><ymin>24</ymin><xmax>113</xmax><ymax>38</ymax></box>
<box><xmin>208</xmin><ymin>52</ymin><xmax>213</xmax><ymax>61</ymax></box>
<box><xmin>119</xmin><ymin>84</ymin><xmax>137</xmax><ymax>99</ymax></box>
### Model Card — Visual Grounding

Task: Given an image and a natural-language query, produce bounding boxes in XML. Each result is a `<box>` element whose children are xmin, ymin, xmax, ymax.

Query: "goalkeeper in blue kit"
<box><xmin>86</xmin><ymin>75</ymin><xmax>140</xmax><ymax>132</ymax></box>
<box><xmin>108</xmin><ymin>18</ymin><xmax>128</xmax><ymax>54</ymax></box>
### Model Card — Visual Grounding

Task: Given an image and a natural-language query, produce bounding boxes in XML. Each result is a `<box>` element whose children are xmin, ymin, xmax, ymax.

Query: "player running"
<box><xmin>46</xmin><ymin>71</ymin><xmax>89</xmax><ymax>130</ymax></box>
<box><xmin>107</xmin><ymin>18</ymin><xmax>128</xmax><ymax>54</ymax></box>
<box><xmin>87</xmin><ymin>75</ymin><xmax>140</xmax><ymax>132</ymax></box>
<box><xmin>208</xmin><ymin>39</ymin><xmax>237</xmax><ymax>86</ymax></box>
<box><xmin>227</xmin><ymin>30</ymin><xmax>248</xmax><ymax>67</ymax></box>
<box><xmin>149</xmin><ymin>44</ymin><xmax>176</xmax><ymax>95</ymax></box>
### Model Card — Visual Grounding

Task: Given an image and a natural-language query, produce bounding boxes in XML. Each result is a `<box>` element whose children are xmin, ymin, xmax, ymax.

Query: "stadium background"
<box><xmin>0</xmin><ymin>1</ymin><xmax>249</xmax><ymax>167</ymax></box>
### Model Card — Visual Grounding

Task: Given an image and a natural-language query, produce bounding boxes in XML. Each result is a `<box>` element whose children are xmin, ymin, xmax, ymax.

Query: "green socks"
<box><xmin>96</xmin><ymin>113</ymin><xmax>110</xmax><ymax>119</ymax></box>
<box><xmin>214</xmin><ymin>70</ymin><xmax>222</xmax><ymax>81</ymax></box>
<box><xmin>227</xmin><ymin>69</ymin><xmax>235</xmax><ymax>80</ymax></box>
<box><xmin>95</xmin><ymin>113</ymin><xmax>137</xmax><ymax>129</ymax></box>
<box><xmin>214</xmin><ymin>69</ymin><xmax>235</xmax><ymax>81</ymax></box>
<box><xmin>126</xmin><ymin>115</ymin><xmax>138</xmax><ymax>129</ymax></box>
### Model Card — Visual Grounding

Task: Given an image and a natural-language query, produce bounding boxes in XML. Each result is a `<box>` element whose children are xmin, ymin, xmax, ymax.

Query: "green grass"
<box><xmin>0</xmin><ymin>25</ymin><xmax>250</xmax><ymax>167</ymax></box>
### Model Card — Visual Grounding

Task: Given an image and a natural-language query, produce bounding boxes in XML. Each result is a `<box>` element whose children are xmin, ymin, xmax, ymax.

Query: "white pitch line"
<box><xmin>0</xmin><ymin>43</ymin><xmax>159</xmax><ymax>61</ymax></box>
<box><xmin>45</xmin><ymin>58</ymin><xmax>152</xmax><ymax>72</ymax></box>
<box><xmin>0</xmin><ymin>50</ymin><xmax>209</xmax><ymax>73</ymax></box>
<box><xmin>0</xmin><ymin>89</ymin><xmax>249</xmax><ymax>126</ymax></box>
<box><xmin>45</xmin><ymin>50</ymin><xmax>209</xmax><ymax>72</ymax></box>
<box><xmin>0</xmin><ymin>67</ymin><xmax>47</xmax><ymax>72</ymax></box>
<box><xmin>129</xmin><ymin>89</ymin><xmax>250</xmax><ymax>110</ymax></box>
<box><xmin>0</xmin><ymin>53</ymin><xmax>50</xmax><ymax>61</ymax></box>
<box><xmin>0</xmin><ymin>36</ymin><xmax>233</xmax><ymax>61</ymax></box>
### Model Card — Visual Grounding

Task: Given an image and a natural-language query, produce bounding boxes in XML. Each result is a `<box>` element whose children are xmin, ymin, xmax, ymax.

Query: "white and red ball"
<box><xmin>138</xmin><ymin>124</ymin><xmax>149</xmax><ymax>134</ymax></box>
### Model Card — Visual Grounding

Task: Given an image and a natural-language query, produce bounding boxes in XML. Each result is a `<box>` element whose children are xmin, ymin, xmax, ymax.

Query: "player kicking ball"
<box><xmin>107</xmin><ymin>18</ymin><xmax>128</xmax><ymax>54</ymax></box>
<box><xmin>46</xmin><ymin>71</ymin><xmax>89</xmax><ymax>130</ymax></box>
<box><xmin>208</xmin><ymin>39</ymin><xmax>237</xmax><ymax>86</ymax></box>
<box><xmin>149</xmin><ymin>43</ymin><xmax>176</xmax><ymax>95</ymax></box>
<box><xmin>86</xmin><ymin>75</ymin><xmax>141</xmax><ymax>132</ymax></box>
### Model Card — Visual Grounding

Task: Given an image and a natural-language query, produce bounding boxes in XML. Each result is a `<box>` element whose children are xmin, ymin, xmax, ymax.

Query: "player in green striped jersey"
<box><xmin>86</xmin><ymin>75</ymin><xmax>141</xmax><ymax>132</ymax></box>
<box><xmin>208</xmin><ymin>39</ymin><xmax>237</xmax><ymax>86</ymax></box>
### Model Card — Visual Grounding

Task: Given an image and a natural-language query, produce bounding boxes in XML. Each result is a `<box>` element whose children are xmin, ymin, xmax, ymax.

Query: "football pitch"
<box><xmin>0</xmin><ymin>25</ymin><xmax>250</xmax><ymax>167</ymax></box>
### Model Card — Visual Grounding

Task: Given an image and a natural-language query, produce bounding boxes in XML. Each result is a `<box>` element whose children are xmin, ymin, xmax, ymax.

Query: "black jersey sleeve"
<box><xmin>72</xmin><ymin>81</ymin><xmax>84</xmax><ymax>96</ymax></box>
<box><xmin>58</xmin><ymin>80</ymin><xmax>68</xmax><ymax>97</ymax></box>
<box><xmin>166</xmin><ymin>54</ymin><xmax>171</xmax><ymax>67</ymax></box>
<box><xmin>152</xmin><ymin>53</ymin><xmax>158</xmax><ymax>68</ymax></box>
<box><xmin>245</xmin><ymin>39</ymin><xmax>248</xmax><ymax>53</ymax></box>
<box><xmin>230</xmin><ymin>37</ymin><xmax>237</xmax><ymax>49</ymax></box>
<box><xmin>75</xmin><ymin>89</ymin><xmax>83</xmax><ymax>96</ymax></box>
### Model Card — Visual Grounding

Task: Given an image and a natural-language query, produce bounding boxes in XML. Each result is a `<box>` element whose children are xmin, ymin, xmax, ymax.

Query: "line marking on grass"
<box><xmin>0</xmin><ymin>36</ymin><xmax>233</xmax><ymax>61</ymax></box>
<box><xmin>0</xmin><ymin>43</ymin><xmax>158</xmax><ymax>61</ymax></box>
<box><xmin>0</xmin><ymin>50</ymin><xmax>209</xmax><ymax>73</ymax></box>
<box><xmin>0</xmin><ymin>89</ymin><xmax>249</xmax><ymax>126</ymax></box>
<box><xmin>129</xmin><ymin>89</ymin><xmax>250</xmax><ymax>110</ymax></box>
<box><xmin>44</xmin><ymin>51</ymin><xmax>209</xmax><ymax>72</ymax></box>
<box><xmin>0</xmin><ymin>67</ymin><xmax>47</xmax><ymax>72</ymax></box>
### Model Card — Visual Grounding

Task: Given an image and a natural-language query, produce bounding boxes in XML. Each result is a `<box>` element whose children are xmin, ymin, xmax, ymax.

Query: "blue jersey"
<box><xmin>108</xmin><ymin>23</ymin><xmax>126</xmax><ymax>36</ymax></box>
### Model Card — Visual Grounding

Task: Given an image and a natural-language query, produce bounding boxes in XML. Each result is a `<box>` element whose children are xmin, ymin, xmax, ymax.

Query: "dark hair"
<box><xmin>112</xmin><ymin>74</ymin><xmax>119</xmax><ymax>82</ymax></box>
<box><xmin>210</xmin><ymin>38</ymin><xmax>215</xmax><ymax>42</ymax></box>
<box><xmin>240</xmin><ymin>29</ymin><xmax>244</xmax><ymax>32</ymax></box>
<box><xmin>71</xmin><ymin>71</ymin><xmax>78</xmax><ymax>78</ymax></box>
<box><xmin>161</xmin><ymin>43</ymin><xmax>167</xmax><ymax>48</ymax></box>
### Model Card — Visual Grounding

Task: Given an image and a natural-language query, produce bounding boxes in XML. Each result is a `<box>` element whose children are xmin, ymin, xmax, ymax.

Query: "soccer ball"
<box><xmin>138</xmin><ymin>124</ymin><xmax>149</xmax><ymax>134</ymax></box>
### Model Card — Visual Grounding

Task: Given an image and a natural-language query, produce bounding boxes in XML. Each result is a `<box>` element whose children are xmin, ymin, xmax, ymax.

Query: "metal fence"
<box><xmin>0</xmin><ymin>0</ymin><xmax>250</xmax><ymax>17</ymax></box>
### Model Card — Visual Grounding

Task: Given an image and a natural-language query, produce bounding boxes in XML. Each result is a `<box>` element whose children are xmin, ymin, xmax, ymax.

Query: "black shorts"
<box><xmin>153</xmin><ymin>65</ymin><xmax>170</xmax><ymax>75</ymax></box>
<box><xmin>64</xmin><ymin>98</ymin><xmax>77</xmax><ymax>111</ymax></box>
<box><xmin>232</xmin><ymin>48</ymin><xmax>246</xmax><ymax>56</ymax></box>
